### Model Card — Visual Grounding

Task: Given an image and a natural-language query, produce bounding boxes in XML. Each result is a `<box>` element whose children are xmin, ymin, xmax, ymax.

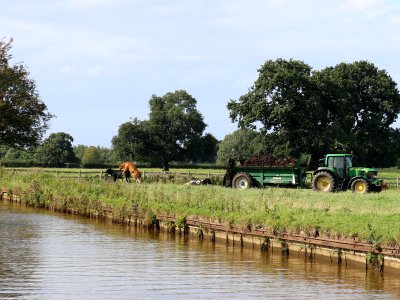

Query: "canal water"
<box><xmin>1</xmin><ymin>202</ymin><xmax>399</xmax><ymax>300</ymax></box>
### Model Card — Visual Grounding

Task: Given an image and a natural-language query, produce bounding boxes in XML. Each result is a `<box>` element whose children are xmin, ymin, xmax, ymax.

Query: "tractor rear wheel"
<box><xmin>232</xmin><ymin>173</ymin><xmax>252</xmax><ymax>190</ymax></box>
<box><xmin>312</xmin><ymin>172</ymin><xmax>335</xmax><ymax>192</ymax></box>
<box><xmin>351</xmin><ymin>178</ymin><xmax>369</xmax><ymax>194</ymax></box>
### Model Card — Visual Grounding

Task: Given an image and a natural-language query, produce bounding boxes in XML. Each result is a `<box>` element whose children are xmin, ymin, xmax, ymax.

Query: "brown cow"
<box><xmin>119</xmin><ymin>161</ymin><xmax>142</xmax><ymax>183</ymax></box>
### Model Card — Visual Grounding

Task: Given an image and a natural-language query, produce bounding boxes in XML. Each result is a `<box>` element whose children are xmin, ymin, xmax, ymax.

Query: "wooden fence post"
<box><xmin>397</xmin><ymin>177</ymin><xmax>399</xmax><ymax>189</ymax></box>
<box><xmin>79</xmin><ymin>170</ymin><xmax>82</xmax><ymax>180</ymax></box>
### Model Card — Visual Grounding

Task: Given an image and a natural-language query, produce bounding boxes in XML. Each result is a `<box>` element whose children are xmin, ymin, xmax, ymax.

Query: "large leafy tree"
<box><xmin>111</xmin><ymin>118</ymin><xmax>150</xmax><ymax>163</ymax></box>
<box><xmin>112</xmin><ymin>90</ymin><xmax>212</xmax><ymax>170</ymax></box>
<box><xmin>4</xmin><ymin>147</ymin><xmax>34</xmax><ymax>161</ymax></box>
<box><xmin>0</xmin><ymin>39</ymin><xmax>53</xmax><ymax>148</ymax></box>
<box><xmin>81</xmin><ymin>146</ymin><xmax>101</xmax><ymax>167</ymax></box>
<box><xmin>389</xmin><ymin>128</ymin><xmax>400</xmax><ymax>166</ymax></box>
<box><xmin>314</xmin><ymin>61</ymin><xmax>400</xmax><ymax>166</ymax></box>
<box><xmin>73</xmin><ymin>144</ymin><xmax>87</xmax><ymax>162</ymax></box>
<box><xmin>74</xmin><ymin>144</ymin><xmax>117</xmax><ymax>166</ymax></box>
<box><xmin>228</xmin><ymin>59</ymin><xmax>319</xmax><ymax>158</ymax></box>
<box><xmin>185</xmin><ymin>133</ymin><xmax>219</xmax><ymax>163</ymax></box>
<box><xmin>148</xmin><ymin>90</ymin><xmax>207</xmax><ymax>170</ymax></box>
<box><xmin>0</xmin><ymin>145</ymin><xmax>8</xmax><ymax>158</ymax></box>
<box><xmin>35</xmin><ymin>132</ymin><xmax>77</xmax><ymax>166</ymax></box>
<box><xmin>216</xmin><ymin>129</ymin><xmax>266</xmax><ymax>165</ymax></box>
<box><xmin>228</xmin><ymin>59</ymin><xmax>400</xmax><ymax>167</ymax></box>
<box><xmin>97</xmin><ymin>147</ymin><xmax>118</xmax><ymax>165</ymax></box>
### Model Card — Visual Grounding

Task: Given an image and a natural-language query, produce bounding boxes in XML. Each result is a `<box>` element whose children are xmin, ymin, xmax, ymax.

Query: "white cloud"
<box><xmin>269</xmin><ymin>0</ymin><xmax>287</xmax><ymax>6</ymax></box>
<box><xmin>59</xmin><ymin>0</ymin><xmax>130</xmax><ymax>9</ymax></box>
<box><xmin>3</xmin><ymin>0</ymin><xmax>400</xmax><ymax>146</ymax></box>
<box><xmin>390</xmin><ymin>14</ymin><xmax>400</xmax><ymax>25</ymax></box>
<box><xmin>172</xmin><ymin>55</ymin><xmax>211</xmax><ymax>62</ymax></box>
<box><xmin>59</xmin><ymin>65</ymin><xmax>76</xmax><ymax>74</ymax></box>
<box><xmin>87</xmin><ymin>64</ymin><xmax>105</xmax><ymax>76</ymax></box>
<box><xmin>339</xmin><ymin>0</ymin><xmax>387</xmax><ymax>18</ymax></box>
<box><xmin>1</xmin><ymin>16</ymin><xmax>146</xmax><ymax>64</ymax></box>
<box><xmin>340</xmin><ymin>0</ymin><xmax>384</xmax><ymax>11</ymax></box>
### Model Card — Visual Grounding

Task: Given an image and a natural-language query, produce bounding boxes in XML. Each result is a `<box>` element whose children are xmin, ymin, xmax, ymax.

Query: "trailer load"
<box><xmin>241</xmin><ymin>155</ymin><xmax>296</xmax><ymax>167</ymax></box>
<box><xmin>223</xmin><ymin>153</ymin><xmax>311</xmax><ymax>189</ymax></box>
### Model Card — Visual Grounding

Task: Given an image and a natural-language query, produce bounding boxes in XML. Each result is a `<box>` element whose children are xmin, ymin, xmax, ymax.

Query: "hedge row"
<box><xmin>0</xmin><ymin>159</ymin><xmax>225</xmax><ymax>170</ymax></box>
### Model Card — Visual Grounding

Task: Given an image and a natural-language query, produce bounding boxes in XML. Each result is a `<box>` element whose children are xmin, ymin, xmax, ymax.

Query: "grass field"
<box><xmin>4</xmin><ymin>166</ymin><xmax>399</xmax><ymax>183</ymax></box>
<box><xmin>3</xmin><ymin>167</ymin><xmax>225</xmax><ymax>176</ymax></box>
<box><xmin>1</xmin><ymin>168</ymin><xmax>399</xmax><ymax>247</ymax></box>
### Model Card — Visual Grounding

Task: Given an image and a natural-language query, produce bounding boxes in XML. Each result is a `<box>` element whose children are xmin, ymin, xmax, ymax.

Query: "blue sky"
<box><xmin>2</xmin><ymin>0</ymin><xmax>400</xmax><ymax>147</ymax></box>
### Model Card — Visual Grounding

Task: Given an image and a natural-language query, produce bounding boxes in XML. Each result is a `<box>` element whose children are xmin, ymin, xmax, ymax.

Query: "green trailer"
<box><xmin>223</xmin><ymin>154</ymin><xmax>312</xmax><ymax>190</ymax></box>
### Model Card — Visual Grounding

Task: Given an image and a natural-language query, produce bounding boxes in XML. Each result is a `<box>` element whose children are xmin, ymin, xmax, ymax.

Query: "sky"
<box><xmin>2</xmin><ymin>0</ymin><xmax>400</xmax><ymax>147</ymax></box>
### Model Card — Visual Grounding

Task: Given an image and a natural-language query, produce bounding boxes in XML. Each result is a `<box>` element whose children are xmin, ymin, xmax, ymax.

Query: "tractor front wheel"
<box><xmin>351</xmin><ymin>179</ymin><xmax>370</xmax><ymax>194</ymax></box>
<box><xmin>232</xmin><ymin>173</ymin><xmax>252</xmax><ymax>190</ymax></box>
<box><xmin>312</xmin><ymin>172</ymin><xmax>335</xmax><ymax>192</ymax></box>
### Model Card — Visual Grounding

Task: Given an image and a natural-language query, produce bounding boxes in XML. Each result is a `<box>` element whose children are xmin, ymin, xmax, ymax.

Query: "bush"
<box><xmin>0</xmin><ymin>159</ymin><xmax>43</xmax><ymax>168</ymax></box>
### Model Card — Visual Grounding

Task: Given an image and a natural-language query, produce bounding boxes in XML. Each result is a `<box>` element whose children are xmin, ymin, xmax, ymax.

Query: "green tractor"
<box><xmin>311</xmin><ymin>154</ymin><xmax>383</xmax><ymax>194</ymax></box>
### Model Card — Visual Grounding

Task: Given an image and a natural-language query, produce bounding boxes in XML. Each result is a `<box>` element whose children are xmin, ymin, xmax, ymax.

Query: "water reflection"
<box><xmin>0</xmin><ymin>202</ymin><xmax>398</xmax><ymax>299</ymax></box>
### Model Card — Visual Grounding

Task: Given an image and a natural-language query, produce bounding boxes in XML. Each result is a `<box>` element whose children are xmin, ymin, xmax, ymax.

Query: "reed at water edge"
<box><xmin>1</xmin><ymin>168</ymin><xmax>399</xmax><ymax>248</ymax></box>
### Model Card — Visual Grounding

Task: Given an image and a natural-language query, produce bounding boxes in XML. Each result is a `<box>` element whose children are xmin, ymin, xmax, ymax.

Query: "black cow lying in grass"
<box><xmin>105</xmin><ymin>168</ymin><xmax>131</xmax><ymax>183</ymax></box>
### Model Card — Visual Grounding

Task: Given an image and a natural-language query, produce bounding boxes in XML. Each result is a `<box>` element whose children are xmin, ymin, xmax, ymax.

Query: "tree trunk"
<box><xmin>162</xmin><ymin>157</ymin><xmax>169</xmax><ymax>171</ymax></box>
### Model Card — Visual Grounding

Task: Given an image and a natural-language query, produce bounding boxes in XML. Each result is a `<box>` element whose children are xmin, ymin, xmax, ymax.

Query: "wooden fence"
<box><xmin>2</xmin><ymin>168</ymin><xmax>400</xmax><ymax>188</ymax></box>
<box><xmin>2</xmin><ymin>168</ymin><xmax>225</xmax><ymax>182</ymax></box>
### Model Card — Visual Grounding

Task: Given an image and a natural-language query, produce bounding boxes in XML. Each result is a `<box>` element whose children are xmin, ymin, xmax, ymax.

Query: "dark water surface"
<box><xmin>0</xmin><ymin>202</ymin><xmax>399</xmax><ymax>299</ymax></box>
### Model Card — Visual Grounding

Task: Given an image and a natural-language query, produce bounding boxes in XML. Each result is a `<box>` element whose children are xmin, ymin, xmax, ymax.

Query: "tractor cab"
<box><xmin>312</xmin><ymin>154</ymin><xmax>383</xmax><ymax>193</ymax></box>
<box><xmin>324</xmin><ymin>154</ymin><xmax>352</xmax><ymax>179</ymax></box>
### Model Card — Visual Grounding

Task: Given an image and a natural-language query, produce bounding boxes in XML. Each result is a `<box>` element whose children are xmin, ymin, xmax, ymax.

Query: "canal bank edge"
<box><xmin>1</xmin><ymin>188</ymin><xmax>399</xmax><ymax>273</ymax></box>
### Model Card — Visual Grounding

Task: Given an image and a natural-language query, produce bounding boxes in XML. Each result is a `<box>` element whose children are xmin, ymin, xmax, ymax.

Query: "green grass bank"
<box><xmin>1</xmin><ymin>169</ymin><xmax>400</xmax><ymax>248</ymax></box>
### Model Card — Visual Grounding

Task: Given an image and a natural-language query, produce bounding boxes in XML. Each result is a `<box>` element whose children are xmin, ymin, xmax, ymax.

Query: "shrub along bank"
<box><xmin>1</xmin><ymin>169</ymin><xmax>399</xmax><ymax>247</ymax></box>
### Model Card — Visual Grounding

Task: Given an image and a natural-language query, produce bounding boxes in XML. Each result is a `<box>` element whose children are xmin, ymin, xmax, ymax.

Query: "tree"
<box><xmin>35</xmin><ymin>132</ymin><xmax>77</xmax><ymax>166</ymax></box>
<box><xmin>81</xmin><ymin>146</ymin><xmax>101</xmax><ymax>167</ymax></box>
<box><xmin>0</xmin><ymin>145</ymin><xmax>8</xmax><ymax>158</ymax></box>
<box><xmin>228</xmin><ymin>59</ymin><xmax>318</xmax><ymax>158</ymax></box>
<box><xmin>0</xmin><ymin>38</ymin><xmax>53</xmax><ymax>148</ymax></box>
<box><xmin>216</xmin><ymin>129</ymin><xmax>266</xmax><ymax>165</ymax></box>
<box><xmin>112</xmin><ymin>90</ymin><xmax>209</xmax><ymax>170</ymax></box>
<box><xmin>74</xmin><ymin>145</ymin><xmax>117</xmax><ymax>166</ymax></box>
<box><xmin>314</xmin><ymin>61</ymin><xmax>400</xmax><ymax>166</ymax></box>
<box><xmin>228</xmin><ymin>59</ymin><xmax>400</xmax><ymax>167</ymax></box>
<box><xmin>148</xmin><ymin>90</ymin><xmax>207</xmax><ymax>170</ymax></box>
<box><xmin>111</xmin><ymin>118</ymin><xmax>150</xmax><ymax>162</ymax></box>
<box><xmin>184</xmin><ymin>133</ymin><xmax>219</xmax><ymax>163</ymax></box>
<box><xmin>4</xmin><ymin>147</ymin><xmax>34</xmax><ymax>160</ymax></box>
<box><xmin>389</xmin><ymin>128</ymin><xmax>400</xmax><ymax>166</ymax></box>
<box><xmin>73</xmin><ymin>144</ymin><xmax>87</xmax><ymax>162</ymax></box>
<box><xmin>97</xmin><ymin>147</ymin><xmax>118</xmax><ymax>165</ymax></box>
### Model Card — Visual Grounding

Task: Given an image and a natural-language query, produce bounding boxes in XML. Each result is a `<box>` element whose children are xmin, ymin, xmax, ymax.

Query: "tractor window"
<box><xmin>346</xmin><ymin>156</ymin><xmax>352</xmax><ymax>168</ymax></box>
<box><xmin>327</xmin><ymin>157</ymin><xmax>334</xmax><ymax>168</ymax></box>
<box><xmin>327</xmin><ymin>156</ymin><xmax>346</xmax><ymax>178</ymax></box>
<box><xmin>334</xmin><ymin>157</ymin><xmax>345</xmax><ymax>178</ymax></box>
<box><xmin>335</xmin><ymin>157</ymin><xmax>345</xmax><ymax>169</ymax></box>
<box><xmin>327</xmin><ymin>156</ymin><xmax>345</xmax><ymax>168</ymax></box>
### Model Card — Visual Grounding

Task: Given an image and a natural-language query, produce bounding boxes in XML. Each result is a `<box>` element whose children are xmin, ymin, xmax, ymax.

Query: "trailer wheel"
<box><xmin>351</xmin><ymin>178</ymin><xmax>369</xmax><ymax>194</ymax></box>
<box><xmin>232</xmin><ymin>173</ymin><xmax>252</xmax><ymax>190</ymax></box>
<box><xmin>312</xmin><ymin>172</ymin><xmax>335</xmax><ymax>192</ymax></box>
